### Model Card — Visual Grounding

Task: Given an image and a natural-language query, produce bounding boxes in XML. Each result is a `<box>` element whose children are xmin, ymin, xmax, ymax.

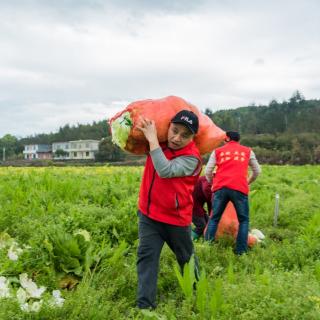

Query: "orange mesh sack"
<box><xmin>109</xmin><ymin>96</ymin><xmax>225</xmax><ymax>155</ymax></box>
<box><xmin>215</xmin><ymin>202</ymin><xmax>258</xmax><ymax>247</ymax></box>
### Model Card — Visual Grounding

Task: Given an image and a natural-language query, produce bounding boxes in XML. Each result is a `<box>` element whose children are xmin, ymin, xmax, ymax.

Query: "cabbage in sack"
<box><xmin>109</xmin><ymin>96</ymin><xmax>225</xmax><ymax>155</ymax></box>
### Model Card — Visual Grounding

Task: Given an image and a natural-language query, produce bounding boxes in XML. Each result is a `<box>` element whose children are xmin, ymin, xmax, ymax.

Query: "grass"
<box><xmin>0</xmin><ymin>165</ymin><xmax>319</xmax><ymax>319</ymax></box>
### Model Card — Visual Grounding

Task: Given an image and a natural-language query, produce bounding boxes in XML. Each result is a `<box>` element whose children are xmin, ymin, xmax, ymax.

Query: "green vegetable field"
<box><xmin>0</xmin><ymin>166</ymin><xmax>320</xmax><ymax>319</ymax></box>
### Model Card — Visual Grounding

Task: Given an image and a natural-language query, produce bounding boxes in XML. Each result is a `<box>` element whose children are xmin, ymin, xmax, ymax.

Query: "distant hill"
<box><xmin>205</xmin><ymin>92</ymin><xmax>320</xmax><ymax>164</ymax></box>
<box><xmin>208</xmin><ymin>91</ymin><xmax>320</xmax><ymax>134</ymax></box>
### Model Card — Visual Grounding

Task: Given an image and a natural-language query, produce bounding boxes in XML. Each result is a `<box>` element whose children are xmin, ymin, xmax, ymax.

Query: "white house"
<box><xmin>69</xmin><ymin>140</ymin><xmax>99</xmax><ymax>160</ymax></box>
<box><xmin>52</xmin><ymin>142</ymin><xmax>70</xmax><ymax>160</ymax></box>
<box><xmin>52</xmin><ymin>140</ymin><xmax>100</xmax><ymax>160</ymax></box>
<box><xmin>24</xmin><ymin>140</ymin><xmax>100</xmax><ymax>161</ymax></box>
<box><xmin>23</xmin><ymin>144</ymin><xmax>52</xmax><ymax>160</ymax></box>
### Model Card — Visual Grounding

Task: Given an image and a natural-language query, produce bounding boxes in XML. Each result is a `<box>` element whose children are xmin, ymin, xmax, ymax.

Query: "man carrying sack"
<box><xmin>136</xmin><ymin>110</ymin><xmax>202</xmax><ymax>309</ymax></box>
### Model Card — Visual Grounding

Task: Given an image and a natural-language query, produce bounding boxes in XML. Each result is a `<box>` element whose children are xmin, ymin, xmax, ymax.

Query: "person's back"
<box><xmin>204</xmin><ymin>131</ymin><xmax>261</xmax><ymax>255</ymax></box>
<box><xmin>213</xmin><ymin>140</ymin><xmax>251</xmax><ymax>194</ymax></box>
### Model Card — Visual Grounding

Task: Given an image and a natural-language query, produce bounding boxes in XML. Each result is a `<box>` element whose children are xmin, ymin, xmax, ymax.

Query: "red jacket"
<box><xmin>139</xmin><ymin>142</ymin><xmax>201</xmax><ymax>226</ymax></box>
<box><xmin>213</xmin><ymin>141</ymin><xmax>251</xmax><ymax>195</ymax></box>
<box><xmin>192</xmin><ymin>176</ymin><xmax>212</xmax><ymax>217</ymax></box>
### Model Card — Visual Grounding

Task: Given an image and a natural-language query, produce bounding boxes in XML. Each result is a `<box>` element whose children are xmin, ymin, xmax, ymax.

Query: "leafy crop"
<box><xmin>110</xmin><ymin>112</ymin><xmax>133</xmax><ymax>149</ymax></box>
<box><xmin>45</xmin><ymin>230</ymin><xmax>94</xmax><ymax>277</ymax></box>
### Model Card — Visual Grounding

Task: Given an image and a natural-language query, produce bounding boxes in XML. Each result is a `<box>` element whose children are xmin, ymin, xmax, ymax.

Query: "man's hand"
<box><xmin>136</xmin><ymin>117</ymin><xmax>160</xmax><ymax>151</ymax></box>
<box><xmin>248</xmin><ymin>175</ymin><xmax>256</xmax><ymax>185</ymax></box>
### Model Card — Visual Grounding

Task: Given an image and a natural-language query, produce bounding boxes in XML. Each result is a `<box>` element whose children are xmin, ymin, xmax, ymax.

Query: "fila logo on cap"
<box><xmin>181</xmin><ymin>116</ymin><xmax>193</xmax><ymax>124</ymax></box>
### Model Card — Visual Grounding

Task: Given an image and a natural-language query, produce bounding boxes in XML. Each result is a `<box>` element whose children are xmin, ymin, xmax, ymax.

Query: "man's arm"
<box><xmin>137</xmin><ymin>117</ymin><xmax>200</xmax><ymax>178</ymax></box>
<box><xmin>150</xmin><ymin>148</ymin><xmax>199</xmax><ymax>178</ymax></box>
<box><xmin>248</xmin><ymin>150</ymin><xmax>261</xmax><ymax>184</ymax></box>
<box><xmin>205</xmin><ymin>151</ymin><xmax>216</xmax><ymax>183</ymax></box>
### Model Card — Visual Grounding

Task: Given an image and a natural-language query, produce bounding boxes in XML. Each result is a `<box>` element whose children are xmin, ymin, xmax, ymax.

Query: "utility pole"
<box><xmin>2</xmin><ymin>147</ymin><xmax>5</xmax><ymax>162</ymax></box>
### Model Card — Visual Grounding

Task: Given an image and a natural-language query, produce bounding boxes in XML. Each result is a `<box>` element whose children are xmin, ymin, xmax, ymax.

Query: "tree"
<box><xmin>204</xmin><ymin>108</ymin><xmax>213</xmax><ymax>118</ymax></box>
<box><xmin>95</xmin><ymin>137</ymin><xmax>125</xmax><ymax>162</ymax></box>
<box><xmin>291</xmin><ymin>138</ymin><xmax>312</xmax><ymax>164</ymax></box>
<box><xmin>289</xmin><ymin>90</ymin><xmax>305</xmax><ymax>104</ymax></box>
<box><xmin>314</xmin><ymin>145</ymin><xmax>320</xmax><ymax>163</ymax></box>
<box><xmin>0</xmin><ymin>134</ymin><xmax>22</xmax><ymax>160</ymax></box>
<box><xmin>55</xmin><ymin>149</ymin><xmax>69</xmax><ymax>158</ymax></box>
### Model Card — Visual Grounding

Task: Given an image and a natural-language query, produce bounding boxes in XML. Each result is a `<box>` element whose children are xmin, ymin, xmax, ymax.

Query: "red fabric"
<box><xmin>213</xmin><ymin>141</ymin><xmax>251</xmax><ymax>195</ymax></box>
<box><xmin>109</xmin><ymin>96</ymin><xmax>226</xmax><ymax>155</ymax></box>
<box><xmin>139</xmin><ymin>142</ymin><xmax>201</xmax><ymax>226</ymax></box>
<box><xmin>215</xmin><ymin>202</ymin><xmax>257</xmax><ymax>247</ymax></box>
<box><xmin>192</xmin><ymin>176</ymin><xmax>212</xmax><ymax>217</ymax></box>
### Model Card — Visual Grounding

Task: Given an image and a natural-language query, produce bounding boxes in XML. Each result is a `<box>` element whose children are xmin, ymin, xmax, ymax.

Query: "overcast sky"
<box><xmin>0</xmin><ymin>0</ymin><xmax>319</xmax><ymax>137</ymax></box>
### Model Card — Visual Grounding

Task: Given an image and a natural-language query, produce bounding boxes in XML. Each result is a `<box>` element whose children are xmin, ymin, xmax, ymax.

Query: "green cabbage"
<box><xmin>111</xmin><ymin>112</ymin><xmax>133</xmax><ymax>149</ymax></box>
<box><xmin>45</xmin><ymin>230</ymin><xmax>94</xmax><ymax>276</ymax></box>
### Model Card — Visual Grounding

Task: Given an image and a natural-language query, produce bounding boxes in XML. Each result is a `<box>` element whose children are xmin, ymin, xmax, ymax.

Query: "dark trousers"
<box><xmin>192</xmin><ymin>214</ymin><xmax>209</xmax><ymax>236</ymax></box>
<box><xmin>137</xmin><ymin>211</ymin><xmax>198</xmax><ymax>309</ymax></box>
<box><xmin>204</xmin><ymin>188</ymin><xmax>249</xmax><ymax>255</ymax></box>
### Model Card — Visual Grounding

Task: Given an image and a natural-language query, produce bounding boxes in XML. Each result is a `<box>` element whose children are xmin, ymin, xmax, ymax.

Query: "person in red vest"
<box><xmin>192</xmin><ymin>176</ymin><xmax>212</xmax><ymax>240</ymax></box>
<box><xmin>136</xmin><ymin>110</ymin><xmax>202</xmax><ymax>309</ymax></box>
<box><xmin>204</xmin><ymin>131</ymin><xmax>261</xmax><ymax>255</ymax></box>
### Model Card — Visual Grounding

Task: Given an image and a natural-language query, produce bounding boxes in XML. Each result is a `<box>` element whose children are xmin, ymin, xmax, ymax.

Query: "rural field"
<box><xmin>0</xmin><ymin>165</ymin><xmax>320</xmax><ymax>319</ymax></box>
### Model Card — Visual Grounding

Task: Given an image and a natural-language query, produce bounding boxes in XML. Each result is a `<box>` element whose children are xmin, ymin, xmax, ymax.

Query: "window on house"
<box><xmin>86</xmin><ymin>152</ymin><xmax>89</xmax><ymax>157</ymax></box>
<box><xmin>74</xmin><ymin>152</ymin><xmax>77</xmax><ymax>157</ymax></box>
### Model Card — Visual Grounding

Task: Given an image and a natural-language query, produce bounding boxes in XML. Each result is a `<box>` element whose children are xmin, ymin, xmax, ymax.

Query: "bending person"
<box><xmin>204</xmin><ymin>131</ymin><xmax>261</xmax><ymax>255</ymax></box>
<box><xmin>192</xmin><ymin>176</ymin><xmax>212</xmax><ymax>240</ymax></box>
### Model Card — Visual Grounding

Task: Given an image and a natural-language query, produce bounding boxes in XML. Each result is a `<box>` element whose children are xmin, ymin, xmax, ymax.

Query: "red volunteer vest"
<box><xmin>139</xmin><ymin>141</ymin><xmax>201</xmax><ymax>226</ymax></box>
<box><xmin>213</xmin><ymin>141</ymin><xmax>251</xmax><ymax>195</ymax></box>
